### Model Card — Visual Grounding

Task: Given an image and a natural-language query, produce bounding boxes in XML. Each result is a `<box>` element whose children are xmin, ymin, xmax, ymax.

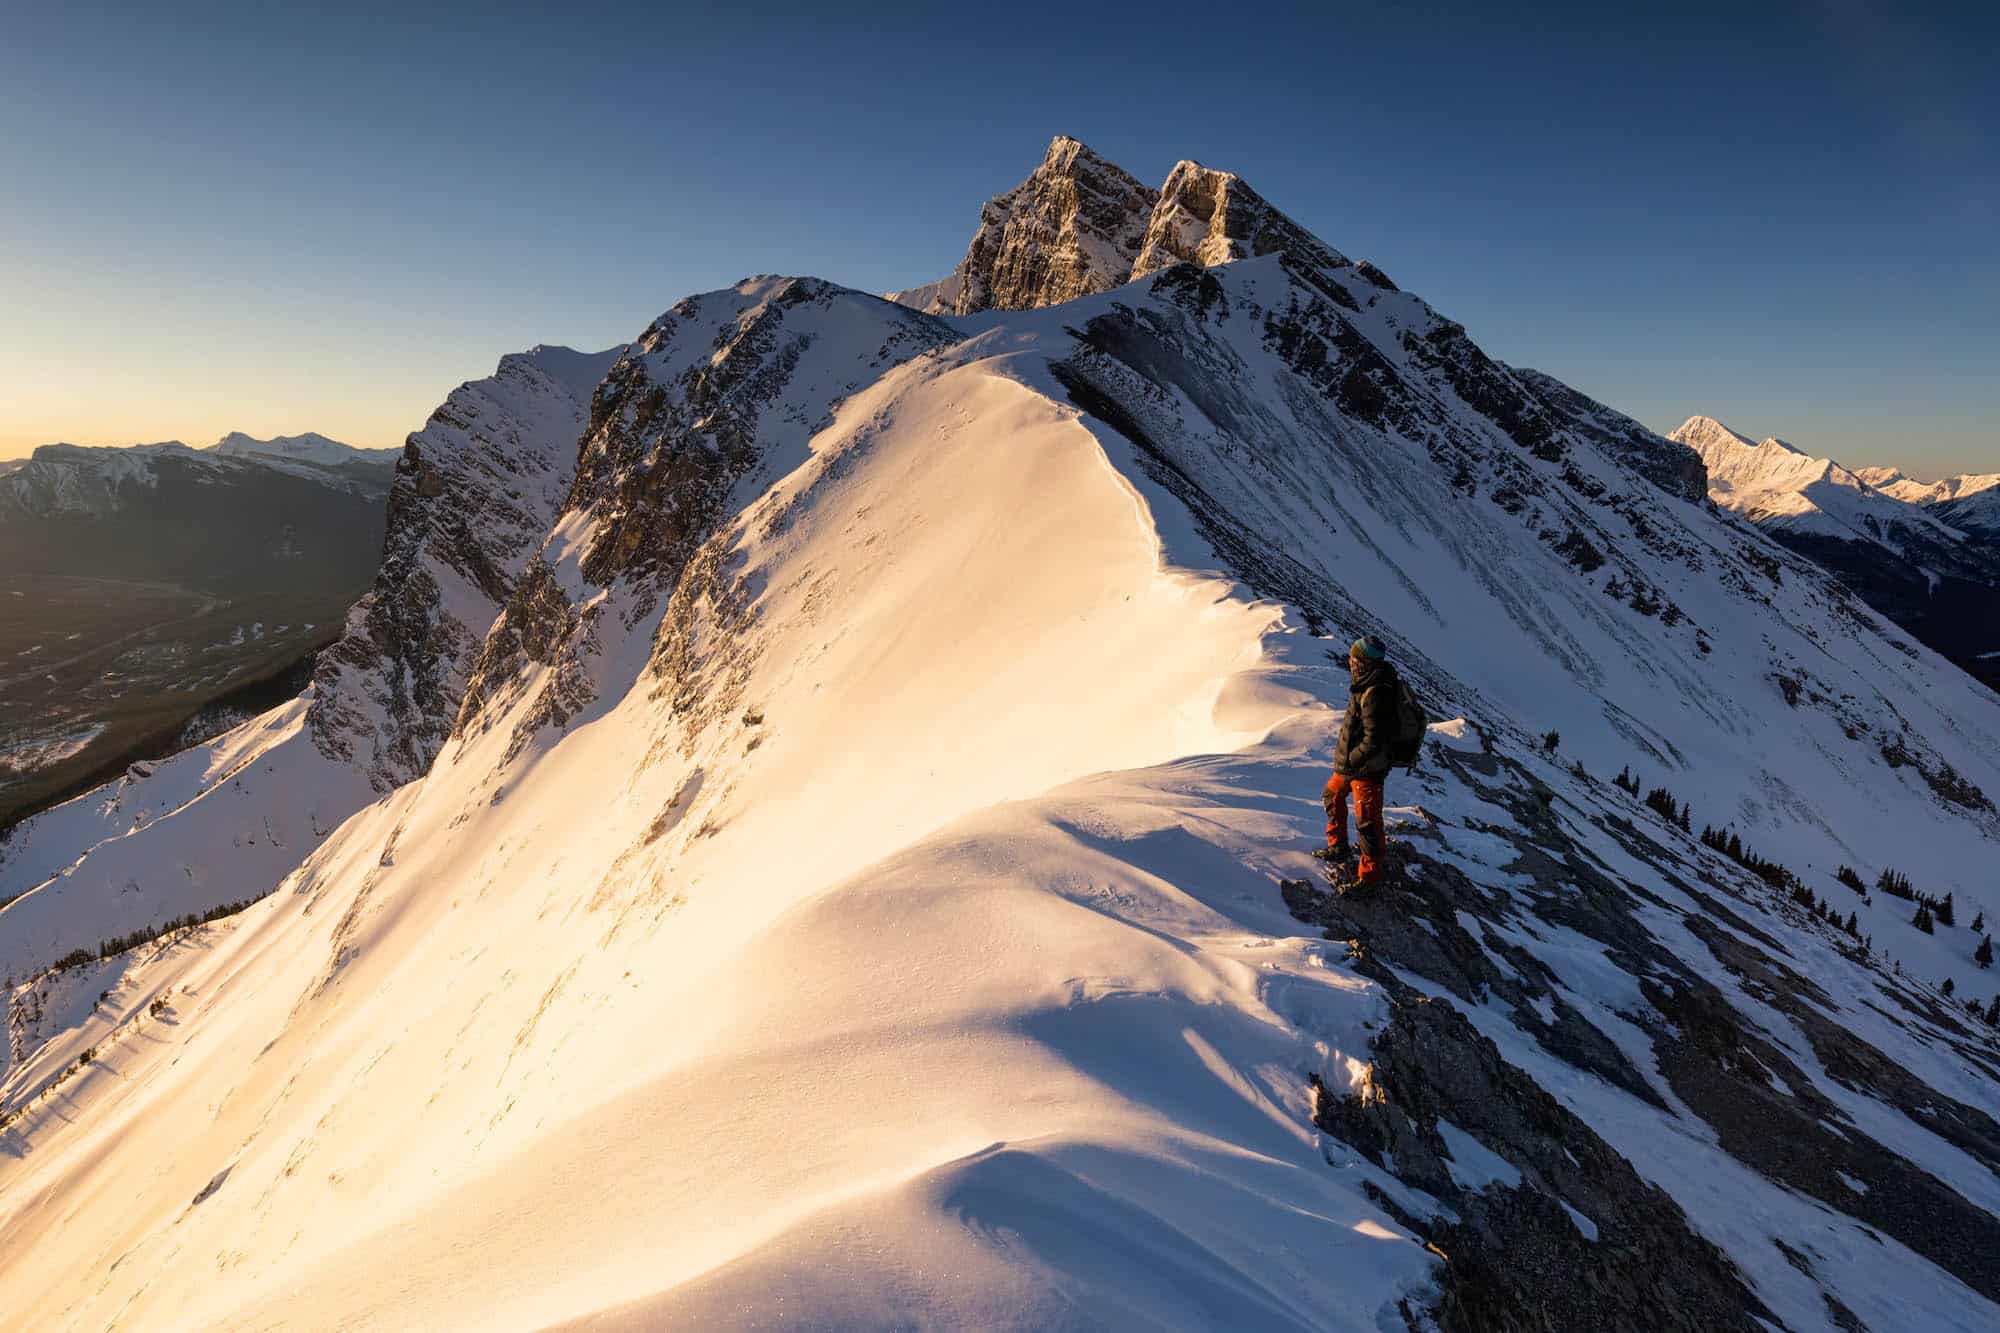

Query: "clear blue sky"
<box><xmin>3</xmin><ymin>1</ymin><xmax>1994</xmax><ymax>477</ymax></box>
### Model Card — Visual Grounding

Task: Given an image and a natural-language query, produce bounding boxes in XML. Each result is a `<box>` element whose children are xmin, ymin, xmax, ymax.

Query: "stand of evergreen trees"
<box><xmin>38</xmin><ymin>891</ymin><xmax>273</xmax><ymax>981</ymax></box>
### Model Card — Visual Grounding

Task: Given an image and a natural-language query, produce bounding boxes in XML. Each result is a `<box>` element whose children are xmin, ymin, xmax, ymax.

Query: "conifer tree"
<box><xmin>1973</xmin><ymin>910</ymin><xmax>1986</xmax><ymax>934</ymax></box>
<box><xmin>1943</xmin><ymin>977</ymin><xmax>1956</xmax><ymax>997</ymax></box>
<box><xmin>1977</xmin><ymin>935</ymin><xmax>1993</xmax><ymax>969</ymax></box>
<box><xmin>1914</xmin><ymin>903</ymin><xmax>1935</xmax><ymax>933</ymax></box>
<box><xmin>1938</xmin><ymin>893</ymin><xmax>1956</xmax><ymax>928</ymax></box>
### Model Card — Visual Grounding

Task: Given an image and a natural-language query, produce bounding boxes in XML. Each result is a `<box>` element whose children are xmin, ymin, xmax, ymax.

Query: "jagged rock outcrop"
<box><xmin>450</xmin><ymin>280</ymin><xmax>956</xmax><ymax>762</ymax></box>
<box><xmin>309</xmin><ymin>345</ymin><xmax>618</xmax><ymax>790</ymax></box>
<box><xmin>1129</xmin><ymin>160</ymin><xmax>1349</xmax><ymax>281</ymax></box>
<box><xmin>1311</xmin><ymin>997</ymin><xmax>1773</xmax><ymax>1333</ymax></box>
<box><xmin>891</xmin><ymin>136</ymin><xmax>1157</xmax><ymax>316</ymax></box>
<box><xmin>899</xmin><ymin>137</ymin><xmax>1707</xmax><ymax>510</ymax></box>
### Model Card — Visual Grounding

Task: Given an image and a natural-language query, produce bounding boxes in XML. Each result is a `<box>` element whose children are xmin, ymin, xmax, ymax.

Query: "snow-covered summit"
<box><xmin>1859</xmin><ymin>464</ymin><xmax>2000</xmax><ymax>540</ymax></box>
<box><xmin>1857</xmin><ymin>465</ymin><xmax>2000</xmax><ymax>505</ymax></box>
<box><xmin>1674</xmin><ymin>416</ymin><xmax>2000</xmax><ymax>691</ymax></box>
<box><xmin>1670</xmin><ymin>414</ymin><xmax>1964</xmax><ymax>547</ymax></box>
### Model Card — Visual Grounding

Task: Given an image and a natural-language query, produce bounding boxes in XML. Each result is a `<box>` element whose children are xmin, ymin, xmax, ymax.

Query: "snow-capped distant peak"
<box><xmin>1669</xmin><ymin>413</ymin><xmax>1981</xmax><ymax>567</ymax></box>
<box><xmin>1670</xmin><ymin>414</ymin><xmax>1763</xmax><ymax>455</ymax></box>
<box><xmin>210</xmin><ymin>431</ymin><xmax>397</xmax><ymax>465</ymax></box>
<box><xmin>1858</xmin><ymin>466</ymin><xmax>2000</xmax><ymax>507</ymax></box>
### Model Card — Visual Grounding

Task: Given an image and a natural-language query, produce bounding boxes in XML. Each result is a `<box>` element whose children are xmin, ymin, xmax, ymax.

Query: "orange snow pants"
<box><xmin>1323</xmin><ymin>773</ymin><xmax>1386</xmax><ymax>883</ymax></box>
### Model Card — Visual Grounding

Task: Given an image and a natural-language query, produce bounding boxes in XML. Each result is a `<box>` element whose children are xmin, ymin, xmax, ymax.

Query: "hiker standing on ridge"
<box><xmin>1316</xmin><ymin>635</ymin><xmax>1410</xmax><ymax>889</ymax></box>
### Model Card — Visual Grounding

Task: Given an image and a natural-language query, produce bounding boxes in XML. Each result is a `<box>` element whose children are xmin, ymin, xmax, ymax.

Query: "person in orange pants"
<box><xmin>1322</xmin><ymin>772</ymin><xmax>1386</xmax><ymax>885</ymax></box>
<box><xmin>1315</xmin><ymin>635</ymin><xmax>1400</xmax><ymax>887</ymax></box>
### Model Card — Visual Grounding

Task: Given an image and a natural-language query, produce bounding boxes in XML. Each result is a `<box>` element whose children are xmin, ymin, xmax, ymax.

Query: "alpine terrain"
<box><xmin>0</xmin><ymin>434</ymin><xmax>399</xmax><ymax>828</ymax></box>
<box><xmin>1672</xmin><ymin>415</ymin><xmax>2000</xmax><ymax>693</ymax></box>
<box><xmin>3</xmin><ymin>137</ymin><xmax>1998</xmax><ymax>1331</ymax></box>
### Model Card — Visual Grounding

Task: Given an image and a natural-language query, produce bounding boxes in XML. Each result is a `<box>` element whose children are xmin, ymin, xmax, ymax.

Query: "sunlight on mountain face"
<box><xmin>3</xmin><ymin>136</ymin><xmax>1997</xmax><ymax>1333</ymax></box>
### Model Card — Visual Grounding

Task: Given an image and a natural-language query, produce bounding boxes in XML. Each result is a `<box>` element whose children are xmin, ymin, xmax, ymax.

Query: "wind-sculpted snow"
<box><xmin>5</xmin><ymin>141</ymin><xmax>2000</xmax><ymax>1330</ymax></box>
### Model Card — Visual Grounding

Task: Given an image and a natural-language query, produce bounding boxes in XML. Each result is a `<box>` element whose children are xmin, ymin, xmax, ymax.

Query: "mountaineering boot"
<box><xmin>1312</xmin><ymin>842</ymin><xmax>1350</xmax><ymax>865</ymax></box>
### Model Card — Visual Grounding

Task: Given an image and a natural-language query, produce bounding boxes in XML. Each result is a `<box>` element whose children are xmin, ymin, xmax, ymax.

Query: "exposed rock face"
<box><xmin>1129</xmin><ymin>160</ymin><xmax>1349</xmax><ymax>280</ymax></box>
<box><xmin>450</xmin><ymin>279</ymin><xmax>957</xmax><ymax>763</ymax></box>
<box><xmin>897</xmin><ymin>136</ymin><xmax>1158</xmax><ymax>316</ymax></box>
<box><xmin>901</xmin><ymin>137</ymin><xmax>1708</xmax><ymax>507</ymax></box>
<box><xmin>1287</xmin><ymin>739</ymin><xmax>2000</xmax><ymax>1327</ymax></box>
<box><xmin>309</xmin><ymin>344</ymin><xmax>619</xmax><ymax>790</ymax></box>
<box><xmin>1312</xmin><ymin>997</ymin><xmax>1773</xmax><ymax>1333</ymax></box>
<box><xmin>1515</xmin><ymin>368</ymin><xmax>1706</xmax><ymax>503</ymax></box>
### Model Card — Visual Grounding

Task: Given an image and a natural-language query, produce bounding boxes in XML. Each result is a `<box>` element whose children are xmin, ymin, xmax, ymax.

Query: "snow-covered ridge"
<box><xmin>0</xmin><ymin>432</ymin><xmax>398</xmax><ymax>518</ymax></box>
<box><xmin>1671</xmin><ymin>414</ymin><xmax>1960</xmax><ymax>545</ymax></box>
<box><xmin>1871</xmin><ymin>466</ymin><xmax>2000</xmax><ymax>543</ymax></box>
<box><xmin>1675</xmin><ymin>414</ymin><xmax>2000</xmax><ymax>556</ymax></box>
<box><xmin>211</xmin><ymin>430</ymin><xmax>400</xmax><ymax>466</ymax></box>
<box><xmin>6</xmin><ymin>141</ymin><xmax>2000</xmax><ymax>1330</ymax></box>
<box><xmin>1858</xmin><ymin>465</ymin><xmax>2000</xmax><ymax>506</ymax></box>
<box><xmin>1669</xmin><ymin>413</ymin><xmax>2000</xmax><ymax>689</ymax></box>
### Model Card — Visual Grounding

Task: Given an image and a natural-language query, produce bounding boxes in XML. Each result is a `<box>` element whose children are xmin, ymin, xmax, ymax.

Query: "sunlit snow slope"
<box><xmin>5</xmin><ymin>142</ymin><xmax>1999</xmax><ymax>1332</ymax></box>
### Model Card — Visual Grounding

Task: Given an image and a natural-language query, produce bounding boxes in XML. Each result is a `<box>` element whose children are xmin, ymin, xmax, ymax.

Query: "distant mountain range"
<box><xmin>1671</xmin><ymin>416</ymin><xmax>2000</xmax><ymax>691</ymax></box>
<box><xmin>0</xmin><ymin>432</ymin><xmax>398</xmax><ymax>827</ymax></box>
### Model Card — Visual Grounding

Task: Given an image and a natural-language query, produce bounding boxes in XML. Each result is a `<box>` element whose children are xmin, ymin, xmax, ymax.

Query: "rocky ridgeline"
<box><xmin>309</xmin><ymin>346</ymin><xmax>618</xmax><ymax>791</ymax></box>
<box><xmin>904</xmin><ymin>136</ymin><xmax>1707</xmax><ymax>517</ymax></box>
<box><xmin>450</xmin><ymin>280</ymin><xmax>957</xmax><ymax>765</ymax></box>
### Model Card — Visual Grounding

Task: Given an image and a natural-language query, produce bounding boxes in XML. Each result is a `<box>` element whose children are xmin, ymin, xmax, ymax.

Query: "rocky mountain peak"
<box><xmin>894</xmin><ymin>137</ymin><xmax>1370</xmax><ymax>319</ymax></box>
<box><xmin>1669</xmin><ymin>415</ymin><xmax>1760</xmax><ymax>455</ymax></box>
<box><xmin>1130</xmin><ymin>159</ymin><xmax>1350</xmax><ymax>280</ymax></box>
<box><xmin>905</xmin><ymin>134</ymin><xmax>1158</xmax><ymax>316</ymax></box>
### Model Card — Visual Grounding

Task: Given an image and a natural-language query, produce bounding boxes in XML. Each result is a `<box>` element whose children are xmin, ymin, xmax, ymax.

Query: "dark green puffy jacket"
<box><xmin>1333</xmin><ymin>658</ymin><xmax>1400</xmax><ymax>778</ymax></box>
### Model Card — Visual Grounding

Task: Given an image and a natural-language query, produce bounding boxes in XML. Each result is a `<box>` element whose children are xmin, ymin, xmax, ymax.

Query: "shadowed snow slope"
<box><xmin>5</xmin><ymin>148</ymin><xmax>2000</xmax><ymax>1331</ymax></box>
